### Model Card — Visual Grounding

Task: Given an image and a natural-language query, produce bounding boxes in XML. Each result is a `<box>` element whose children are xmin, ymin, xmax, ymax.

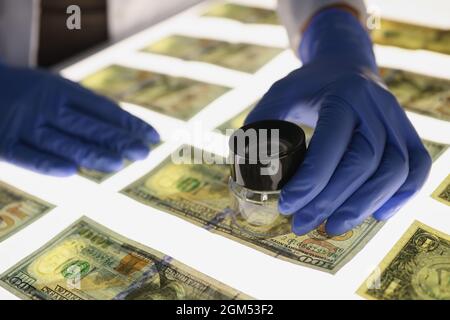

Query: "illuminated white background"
<box><xmin>0</xmin><ymin>0</ymin><xmax>449</xmax><ymax>299</ymax></box>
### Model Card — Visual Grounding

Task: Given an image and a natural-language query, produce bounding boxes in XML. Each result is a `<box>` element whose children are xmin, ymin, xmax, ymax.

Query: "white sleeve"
<box><xmin>107</xmin><ymin>0</ymin><xmax>202</xmax><ymax>41</ymax></box>
<box><xmin>277</xmin><ymin>0</ymin><xmax>367</xmax><ymax>54</ymax></box>
<box><xmin>0</xmin><ymin>0</ymin><xmax>39</xmax><ymax>67</ymax></box>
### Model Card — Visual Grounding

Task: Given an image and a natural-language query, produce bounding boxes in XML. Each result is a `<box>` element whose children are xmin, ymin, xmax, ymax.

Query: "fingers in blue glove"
<box><xmin>66</xmin><ymin>83</ymin><xmax>160</xmax><ymax>144</ymax></box>
<box><xmin>372</xmin><ymin>115</ymin><xmax>431</xmax><ymax>220</ymax></box>
<box><xmin>244</xmin><ymin>69</ymin><xmax>319</xmax><ymax>127</ymax></box>
<box><xmin>278</xmin><ymin>102</ymin><xmax>357</xmax><ymax>214</ymax></box>
<box><xmin>325</xmin><ymin>143</ymin><xmax>409</xmax><ymax>236</ymax></box>
<box><xmin>4</xmin><ymin>143</ymin><xmax>77</xmax><ymax>176</ymax></box>
<box><xmin>291</xmin><ymin>133</ymin><xmax>384</xmax><ymax>235</ymax></box>
<box><xmin>53</xmin><ymin>109</ymin><xmax>150</xmax><ymax>161</ymax></box>
<box><xmin>25</xmin><ymin>127</ymin><xmax>123</xmax><ymax>172</ymax></box>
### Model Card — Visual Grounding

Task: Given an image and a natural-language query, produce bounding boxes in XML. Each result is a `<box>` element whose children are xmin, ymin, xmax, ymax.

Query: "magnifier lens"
<box><xmin>228</xmin><ymin>120</ymin><xmax>307</xmax><ymax>230</ymax></box>
<box><xmin>228</xmin><ymin>178</ymin><xmax>279</xmax><ymax>226</ymax></box>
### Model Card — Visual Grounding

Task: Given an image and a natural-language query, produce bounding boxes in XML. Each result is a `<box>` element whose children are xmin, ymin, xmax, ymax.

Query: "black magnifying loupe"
<box><xmin>228</xmin><ymin>120</ymin><xmax>306</xmax><ymax>227</ymax></box>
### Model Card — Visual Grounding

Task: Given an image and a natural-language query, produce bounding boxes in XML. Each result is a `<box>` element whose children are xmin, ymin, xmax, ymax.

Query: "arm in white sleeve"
<box><xmin>277</xmin><ymin>0</ymin><xmax>367</xmax><ymax>56</ymax></box>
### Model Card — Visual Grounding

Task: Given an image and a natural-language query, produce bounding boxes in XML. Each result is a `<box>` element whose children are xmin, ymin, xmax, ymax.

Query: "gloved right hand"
<box><xmin>0</xmin><ymin>65</ymin><xmax>159</xmax><ymax>176</ymax></box>
<box><xmin>245</xmin><ymin>8</ymin><xmax>431</xmax><ymax>236</ymax></box>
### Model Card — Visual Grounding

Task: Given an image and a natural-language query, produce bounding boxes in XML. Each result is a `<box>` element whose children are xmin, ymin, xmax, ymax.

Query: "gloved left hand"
<box><xmin>0</xmin><ymin>65</ymin><xmax>160</xmax><ymax>176</ymax></box>
<box><xmin>245</xmin><ymin>8</ymin><xmax>431</xmax><ymax>236</ymax></box>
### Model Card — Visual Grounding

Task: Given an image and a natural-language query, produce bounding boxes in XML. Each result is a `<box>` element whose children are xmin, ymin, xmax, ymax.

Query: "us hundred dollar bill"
<box><xmin>122</xmin><ymin>145</ymin><xmax>384</xmax><ymax>274</ymax></box>
<box><xmin>202</xmin><ymin>3</ymin><xmax>450</xmax><ymax>54</ymax></box>
<box><xmin>81</xmin><ymin>65</ymin><xmax>229</xmax><ymax>121</ymax></box>
<box><xmin>357</xmin><ymin>221</ymin><xmax>450</xmax><ymax>300</ymax></box>
<box><xmin>380</xmin><ymin>68</ymin><xmax>450</xmax><ymax>122</ymax></box>
<box><xmin>0</xmin><ymin>181</ymin><xmax>54</xmax><ymax>243</ymax></box>
<box><xmin>0</xmin><ymin>217</ymin><xmax>250</xmax><ymax>300</ymax></box>
<box><xmin>203</xmin><ymin>3</ymin><xmax>279</xmax><ymax>25</ymax></box>
<box><xmin>431</xmin><ymin>174</ymin><xmax>450</xmax><ymax>206</ymax></box>
<box><xmin>142</xmin><ymin>35</ymin><xmax>283</xmax><ymax>74</ymax></box>
<box><xmin>371</xmin><ymin>19</ymin><xmax>450</xmax><ymax>55</ymax></box>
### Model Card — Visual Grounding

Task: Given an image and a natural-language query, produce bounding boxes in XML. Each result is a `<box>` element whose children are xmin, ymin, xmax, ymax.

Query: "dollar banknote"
<box><xmin>0</xmin><ymin>216</ymin><xmax>250</xmax><ymax>300</ymax></box>
<box><xmin>0</xmin><ymin>181</ymin><xmax>54</xmax><ymax>243</ymax></box>
<box><xmin>216</xmin><ymin>106</ymin><xmax>315</xmax><ymax>143</ymax></box>
<box><xmin>421</xmin><ymin>139</ymin><xmax>448</xmax><ymax>162</ymax></box>
<box><xmin>371</xmin><ymin>19</ymin><xmax>450</xmax><ymax>55</ymax></box>
<box><xmin>142</xmin><ymin>35</ymin><xmax>283</xmax><ymax>73</ymax></box>
<box><xmin>380</xmin><ymin>68</ymin><xmax>450</xmax><ymax>122</ymax></box>
<box><xmin>357</xmin><ymin>221</ymin><xmax>450</xmax><ymax>300</ymax></box>
<box><xmin>431</xmin><ymin>174</ymin><xmax>450</xmax><ymax>206</ymax></box>
<box><xmin>81</xmin><ymin>65</ymin><xmax>229</xmax><ymax>120</ymax></box>
<box><xmin>203</xmin><ymin>3</ymin><xmax>279</xmax><ymax>25</ymax></box>
<box><xmin>204</xmin><ymin>3</ymin><xmax>450</xmax><ymax>54</ymax></box>
<box><xmin>122</xmin><ymin>145</ymin><xmax>384</xmax><ymax>274</ymax></box>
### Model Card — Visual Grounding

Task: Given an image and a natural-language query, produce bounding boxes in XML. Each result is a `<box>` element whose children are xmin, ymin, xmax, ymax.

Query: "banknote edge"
<box><xmin>371</xmin><ymin>19</ymin><xmax>450</xmax><ymax>55</ymax></box>
<box><xmin>422</xmin><ymin>139</ymin><xmax>449</xmax><ymax>162</ymax></box>
<box><xmin>431</xmin><ymin>174</ymin><xmax>450</xmax><ymax>206</ymax></box>
<box><xmin>202</xmin><ymin>3</ymin><xmax>280</xmax><ymax>26</ymax></box>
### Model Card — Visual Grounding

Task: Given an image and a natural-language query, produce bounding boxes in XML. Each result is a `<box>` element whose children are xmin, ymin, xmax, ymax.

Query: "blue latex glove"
<box><xmin>245</xmin><ymin>8</ymin><xmax>431</xmax><ymax>236</ymax></box>
<box><xmin>0</xmin><ymin>64</ymin><xmax>159</xmax><ymax>176</ymax></box>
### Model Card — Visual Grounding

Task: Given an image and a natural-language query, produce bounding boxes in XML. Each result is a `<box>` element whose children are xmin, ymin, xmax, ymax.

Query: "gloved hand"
<box><xmin>0</xmin><ymin>64</ymin><xmax>159</xmax><ymax>176</ymax></box>
<box><xmin>245</xmin><ymin>8</ymin><xmax>431</xmax><ymax>236</ymax></box>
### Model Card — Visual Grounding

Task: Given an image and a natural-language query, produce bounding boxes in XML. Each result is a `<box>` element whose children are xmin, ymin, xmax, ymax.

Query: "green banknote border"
<box><xmin>356</xmin><ymin>220</ymin><xmax>450</xmax><ymax>300</ymax></box>
<box><xmin>0</xmin><ymin>216</ymin><xmax>251</xmax><ymax>300</ymax></box>
<box><xmin>0</xmin><ymin>181</ymin><xmax>55</xmax><ymax>243</ymax></box>
<box><xmin>121</xmin><ymin>155</ymin><xmax>385</xmax><ymax>274</ymax></box>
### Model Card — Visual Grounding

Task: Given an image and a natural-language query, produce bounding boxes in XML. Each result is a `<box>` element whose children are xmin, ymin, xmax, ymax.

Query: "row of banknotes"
<box><xmin>77</xmin><ymin>62</ymin><xmax>450</xmax><ymax>183</ymax></box>
<box><xmin>80</xmin><ymin>63</ymin><xmax>450</xmax><ymax>124</ymax></box>
<box><xmin>0</xmin><ymin>179</ymin><xmax>448</xmax><ymax>299</ymax></box>
<box><xmin>202</xmin><ymin>2</ymin><xmax>450</xmax><ymax>55</ymax></box>
<box><xmin>1</xmin><ymin>115</ymin><xmax>447</xmax><ymax>299</ymax></box>
<box><xmin>0</xmin><ymin>2</ymin><xmax>449</xmax><ymax>300</ymax></box>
